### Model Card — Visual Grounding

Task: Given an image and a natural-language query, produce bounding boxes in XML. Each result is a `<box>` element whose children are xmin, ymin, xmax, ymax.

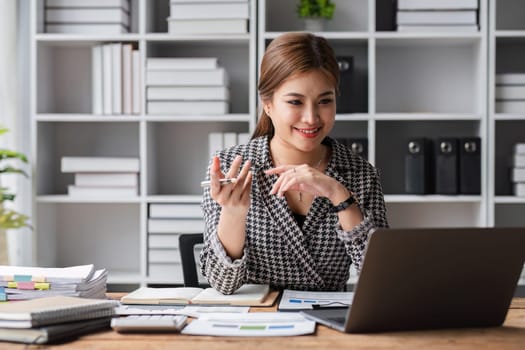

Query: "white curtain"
<box><xmin>0</xmin><ymin>0</ymin><xmax>32</xmax><ymax>265</ymax></box>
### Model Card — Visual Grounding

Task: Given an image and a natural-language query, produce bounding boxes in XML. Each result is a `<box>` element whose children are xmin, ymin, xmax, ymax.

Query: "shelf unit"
<box><xmin>30</xmin><ymin>0</ymin><xmax>257</xmax><ymax>286</ymax></box>
<box><xmin>29</xmin><ymin>0</ymin><xmax>524</xmax><ymax>287</ymax></box>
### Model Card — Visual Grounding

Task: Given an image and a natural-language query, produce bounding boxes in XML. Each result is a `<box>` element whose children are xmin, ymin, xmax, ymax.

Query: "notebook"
<box><xmin>0</xmin><ymin>295</ymin><xmax>118</xmax><ymax>328</ymax></box>
<box><xmin>121</xmin><ymin>284</ymin><xmax>273</xmax><ymax>306</ymax></box>
<box><xmin>0</xmin><ymin>317</ymin><xmax>111</xmax><ymax>344</ymax></box>
<box><xmin>301</xmin><ymin>227</ymin><xmax>525</xmax><ymax>333</ymax></box>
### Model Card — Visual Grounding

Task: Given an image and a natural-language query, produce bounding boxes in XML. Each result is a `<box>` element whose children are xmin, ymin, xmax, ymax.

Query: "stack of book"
<box><xmin>0</xmin><ymin>264</ymin><xmax>108</xmax><ymax>301</ymax></box>
<box><xmin>148</xmin><ymin>203</ymin><xmax>205</xmax><ymax>281</ymax></box>
<box><xmin>146</xmin><ymin>57</ymin><xmax>230</xmax><ymax>115</ymax></box>
<box><xmin>44</xmin><ymin>0</ymin><xmax>130</xmax><ymax>34</ymax></box>
<box><xmin>512</xmin><ymin>143</ymin><xmax>525</xmax><ymax>197</ymax></box>
<box><xmin>396</xmin><ymin>0</ymin><xmax>479</xmax><ymax>32</ymax></box>
<box><xmin>208</xmin><ymin>132</ymin><xmax>250</xmax><ymax>157</ymax></box>
<box><xmin>61</xmin><ymin>156</ymin><xmax>139</xmax><ymax>198</ymax></box>
<box><xmin>496</xmin><ymin>73</ymin><xmax>525</xmax><ymax>114</ymax></box>
<box><xmin>0</xmin><ymin>296</ymin><xmax>117</xmax><ymax>344</ymax></box>
<box><xmin>92</xmin><ymin>43</ymin><xmax>141</xmax><ymax>115</ymax></box>
<box><xmin>167</xmin><ymin>0</ymin><xmax>249</xmax><ymax>34</ymax></box>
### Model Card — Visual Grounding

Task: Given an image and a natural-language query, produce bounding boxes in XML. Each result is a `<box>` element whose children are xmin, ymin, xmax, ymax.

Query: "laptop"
<box><xmin>301</xmin><ymin>227</ymin><xmax>525</xmax><ymax>333</ymax></box>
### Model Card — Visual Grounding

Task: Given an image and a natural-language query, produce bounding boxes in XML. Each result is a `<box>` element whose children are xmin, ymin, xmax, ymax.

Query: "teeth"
<box><xmin>299</xmin><ymin>128</ymin><xmax>318</xmax><ymax>134</ymax></box>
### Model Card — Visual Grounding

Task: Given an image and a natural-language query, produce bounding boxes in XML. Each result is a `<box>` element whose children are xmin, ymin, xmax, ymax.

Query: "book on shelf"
<box><xmin>68</xmin><ymin>185</ymin><xmax>137</xmax><ymax>198</ymax></box>
<box><xmin>45</xmin><ymin>8</ymin><xmax>130</xmax><ymax>26</ymax></box>
<box><xmin>111</xmin><ymin>43</ymin><xmax>123</xmax><ymax>115</ymax></box>
<box><xmin>512</xmin><ymin>154</ymin><xmax>525</xmax><ymax>168</ymax></box>
<box><xmin>495</xmin><ymin>100</ymin><xmax>525</xmax><ymax>114</ymax></box>
<box><xmin>146</xmin><ymin>68</ymin><xmax>229</xmax><ymax>86</ymax></box>
<box><xmin>495</xmin><ymin>73</ymin><xmax>525</xmax><ymax>85</ymax></box>
<box><xmin>397</xmin><ymin>24</ymin><xmax>478</xmax><ymax>32</ymax></box>
<box><xmin>515</xmin><ymin>143</ymin><xmax>525</xmax><ymax>154</ymax></box>
<box><xmin>0</xmin><ymin>296</ymin><xmax>117</xmax><ymax>329</ymax></box>
<box><xmin>121</xmin><ymin>284</ymin><xmax>271</xmax><ymax>306</ymax></box>
<box><xmin>45</xmin><ymin>0</ymin><xmax>130</xmax><ymax>11</ymax></box>
<box><xmin>147</xmin><ymin>86</ymin><xmax>230</xmax><ymax>101</ymax></box>
<box><xmin>74</xmin><ymin>173</ymin><xmax>138</xmax><ymax>187</ymax></box>
<box><xmin>397</xmin><ymin>0</ymin><xmax>478</xmax><ymax>10</ymax></box>
<box><xmin>149</xmin><ymin>203</ymin><xmax>203</xmax><ymax>219</ymax></box>
<box><xmin>61</xmin><ymin>157</ymin><xmax>140</xmax><ymax>173</ymax></box>
<box><xmin>0</xmin><ymin>317</ymin><xmax>111</xmax><ymax>345</ymax></box>
<box><xmin>170</xmin><ymin>2</ymin><xmax>249</xmax><ymax>20</ymax></box>
<box><xmin>396</xmin><ymin>10</ymin><xmax>478</xmax><ymax>25</ymax></box>
<box><xmin>223</xmin><ymin>132</ymin><xmax>238</xmax><ymax>148</ymax></box>
<box><xmin>495</xmin><ymin>86</ymin><xmax>525</xmax><ymax>100</ymax></box>
<box><xmin>149</xmin><ymin>234</ymin><xmax>180</xmax><ymax>249</ymax></box>
<box><xmin>46</xmin><ymin>23</ymin><xmax>129</xmax><ymax>34</ymax></box>
<box><xmin>515</xmin><ymin>183</ymin><xmax>525</xmax><ymax>197</ymax></box>
<box><xmin>122</xmin><ymin>43</ymin><xmax>133</xmax><ymax>115</ymax></box>
<box><xmin>92</xmin><ymin>45</ymin><xmax>103</xmax><ymax>115</ymax></box>
<box><xmin>512</xmin><ymin>168</ymin><xmax>525</xmax><ymax>183</ymax></box>
<box><xmin>168</xmin><ymin>18</ymin><xmax>248</xmax><ymax>34</ymax></box>
<box><xmin>147</xmin><ymin>101</ymin><xmax>229</xmax><ymax>115</ymax></box>
<box><xmin>132</xmin><ymin>50</ymin><xmax>141</xmax><ymax>114</ymax></box>
<box><xmin>147</xmin><ymin>57</ymin><xmax>219</xmax><ymax>71</ymax></box>
<box><xmin>102</xmin><ymin>44</ymin><xmax>113</xmax><ymax>115</ymax></box>
<box><xmin>148</xmin><ymin>219</ymin><xmax>205</xmax><ymax>234</ymax></box>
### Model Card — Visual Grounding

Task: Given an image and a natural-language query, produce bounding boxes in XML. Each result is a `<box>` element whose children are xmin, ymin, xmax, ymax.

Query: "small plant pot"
<box><xmin>303</xmin><ymin>18</ymin><xmax>325</xmax><ymax>32</ymax></box>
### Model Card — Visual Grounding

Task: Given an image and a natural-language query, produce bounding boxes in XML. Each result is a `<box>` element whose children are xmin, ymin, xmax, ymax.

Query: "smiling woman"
<box><xmin>200</xmin><ymin>32</ymin><xmax>389</xmax><ymax>295</ymax></box>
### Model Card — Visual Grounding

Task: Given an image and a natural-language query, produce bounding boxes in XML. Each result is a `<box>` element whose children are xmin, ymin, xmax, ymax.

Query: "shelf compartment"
<box><xmin>496</xmin><ymin>36</ymin><xmax>525</xmax><ymax>77</ymax></box>
<box><xmin>494</xmin><ymin>120</ymin><xmax>525</xmax><ymax>196</ymax></box>
<box><xmin>494</xmin><ymin>203</ymin><xmax>525</xmax><ymax>226</ymax></box>
<box><xmin>146</xmin><ymin>121</ymin><xmax>249</xmax><ymax>196</ymax></box>
<box><xmin>263</xmin><ymin>0</ymin><xmax>368</xmax><ymax>33</ymax></box>
<box><xmin>376</xmin><ymin>38</ymin><xmax>482</xmax><ymax>114</ymax></box>
<box><xmin>36</xmin><ymin>121</ymin><xmax>140</xmax><ymax>195</ymax></box>
<box><xmin>375</xmin><ymin>120</ymin><xmax>481</xmax><ymax>195</ymax></box>
<box><xmin>496</xmin><ymin>0</ymin><xmax>525</xmax><ymax>31</ymax></box>
<box><xmin>36</xmin><ymin>203</ymin><xmax>141</xmax><ymax>276</ymax></box>
<box><xmin>146</xmin><ymin>41</ymin><xmax>251</xmax><ymax>114</ymax></box>
<box><xmin>386</xmin><ymin>202</ymin><xmax>484</xmax><ymax>228</ymax></box>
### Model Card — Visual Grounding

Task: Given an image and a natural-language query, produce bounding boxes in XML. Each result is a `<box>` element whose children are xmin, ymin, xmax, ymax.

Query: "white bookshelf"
<box><xmin>30</xmin><ymin>0</ymin><xmax>257</xmax><ymax>286</ymax></box>
<box><xmin>29</xmin><ymin>0</ymin><xmax>524</xmax><ymax>287</ymax></box>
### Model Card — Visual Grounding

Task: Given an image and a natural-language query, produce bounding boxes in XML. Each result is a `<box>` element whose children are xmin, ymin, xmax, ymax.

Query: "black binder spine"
<box><xmin>459</xmin><ymin>137</ymin><xmax>481</xmax><ymax>195</ymax></box>
<box><xmin>435</xmin><ymin>138</ymin><xmax>459</xmax><ymax>195</ymax></box>
<box><xmin>404</xmin><ymin>138</ymin><xmax>433</xmax><ymax>194</ymax></box>
<box><xmin>336</xmin><ymin>56</ymin><xmax>354</xmax><ymax>114</ymax></box>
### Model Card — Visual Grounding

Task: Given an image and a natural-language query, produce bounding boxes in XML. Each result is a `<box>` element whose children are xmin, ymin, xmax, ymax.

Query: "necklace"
<box><xmin>272</xmin><ymin>148</ymin><xmax>325</xmax><ymax>202</ymax></box>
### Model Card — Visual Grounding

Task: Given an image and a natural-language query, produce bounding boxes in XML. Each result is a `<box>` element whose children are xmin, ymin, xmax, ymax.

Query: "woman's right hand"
<box><xmin>209</xmin><ymin>155</ymin><xmax>252</xmax><ymax>216</ymax></box>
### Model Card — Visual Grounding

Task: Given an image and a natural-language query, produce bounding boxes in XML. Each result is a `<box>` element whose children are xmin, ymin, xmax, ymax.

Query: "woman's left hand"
<box><xmin>265</xmin><ymin>164</ymin><xmax>349</xmax><ymax>205</ymax></box>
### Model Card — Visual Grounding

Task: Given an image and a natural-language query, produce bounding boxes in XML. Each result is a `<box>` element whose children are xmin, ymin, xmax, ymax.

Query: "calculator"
<box><xmin>111</xmin><ymin>315</ymin><xmax>188</xmax><ymax>333</ymax></box>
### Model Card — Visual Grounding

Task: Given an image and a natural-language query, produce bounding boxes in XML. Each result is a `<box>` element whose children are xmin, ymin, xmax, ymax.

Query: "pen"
<box><xmin>200</xmin><ymin>178</ymin><xmax>238</xmax><ymax>188</ymax></box>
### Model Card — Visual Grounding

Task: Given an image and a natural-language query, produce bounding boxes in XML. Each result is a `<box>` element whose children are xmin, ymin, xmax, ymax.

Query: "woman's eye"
<box><xmin>287</xmin><ymin>100</ymin><xmax>302</xmax><ymax>106</ymax></box>
<box><xmin>319</xmin><ymin>98</ymin><xmax>334</xmax><ymax>105</ymax></box>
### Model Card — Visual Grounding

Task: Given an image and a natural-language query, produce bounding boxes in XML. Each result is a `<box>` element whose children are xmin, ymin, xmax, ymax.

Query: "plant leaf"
<box><xmin>0</xmin><ymin>208</ymin><xmax>31</xmax><ymax>230</ymax></box>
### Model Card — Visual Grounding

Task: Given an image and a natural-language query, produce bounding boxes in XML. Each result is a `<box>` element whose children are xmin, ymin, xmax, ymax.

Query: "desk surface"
<box><xmin>2</xmin><ymin>297</ymin><xmax>524</xmax><ymax>350</ymax></box>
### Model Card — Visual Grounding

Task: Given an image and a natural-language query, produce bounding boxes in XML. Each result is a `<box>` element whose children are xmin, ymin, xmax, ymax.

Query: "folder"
<box><xmin>435</xmin><ymin>138</ymin><xmax>459</xmax><ymax>194</ymax></box>
<box><xmin>336</xmin><ymin>56</ymin><xmax>354</xmax><ymax>113</ymax></box>
<box><xmin>459</xmin><ymin>137</ymin><xmax>481</xmax><ymax>195</ymax></box>
<box><xmin>404</xmin><ymin>138</ymin><xmax>433</xmax><ymax>194</ymax></box>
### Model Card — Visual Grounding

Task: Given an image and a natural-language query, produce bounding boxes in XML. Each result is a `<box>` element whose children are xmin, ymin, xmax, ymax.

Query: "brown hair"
<box><xmin>252</xmin><ymin>32</ymin><xmax>340</xmax><ymax>139</ymax></box>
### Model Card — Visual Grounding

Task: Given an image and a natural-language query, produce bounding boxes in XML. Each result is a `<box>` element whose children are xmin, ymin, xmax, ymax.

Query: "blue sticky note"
<box><xmin>14</xmin><ymin>275</ymin><xmax>32</xmax><ymax>282</ymax></box>
<box><xmin>0</xmin><ymin>293</ymin><xmax>7</xmax><ymax>302</ymax></box>
<box><xmin>288</xmin><ymin>298</ymin><xmax>302</xmax><ymax>303</ymax></box>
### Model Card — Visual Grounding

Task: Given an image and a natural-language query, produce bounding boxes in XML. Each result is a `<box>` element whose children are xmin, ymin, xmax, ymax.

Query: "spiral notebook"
<box><xmin>0</xmin><ymin>295</ymin><xmax>118</xmax><ymax>328</ymax></box>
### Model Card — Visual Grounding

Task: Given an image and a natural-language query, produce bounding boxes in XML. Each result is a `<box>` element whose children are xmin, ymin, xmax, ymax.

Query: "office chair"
<box><xmin>179</xmin><ymin>233</ymin><xmax>209</xmax><ymax>288</ymax></box>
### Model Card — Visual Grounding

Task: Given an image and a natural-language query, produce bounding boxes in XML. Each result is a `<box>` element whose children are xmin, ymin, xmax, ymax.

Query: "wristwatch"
<box><xmin>331</xmin><ymin>194</ymin><xmax>359</xmax><ymax>213</ymax></box>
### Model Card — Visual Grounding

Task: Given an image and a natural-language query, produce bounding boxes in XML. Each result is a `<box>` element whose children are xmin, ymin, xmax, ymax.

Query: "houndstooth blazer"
<box><xmin>200</xmin><ymin>136</ymin><xmax>389</xmax><ymax>294</ymax></box>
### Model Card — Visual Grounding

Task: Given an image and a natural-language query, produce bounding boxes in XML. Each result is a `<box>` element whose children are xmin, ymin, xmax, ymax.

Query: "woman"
<box><xmin>200</xmin><ymin>32</ymin><xmax>388</xmax><ymax>294</ymax></box>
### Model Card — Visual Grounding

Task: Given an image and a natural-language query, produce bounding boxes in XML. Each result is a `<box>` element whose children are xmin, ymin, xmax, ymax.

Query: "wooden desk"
<box><xmin>2</xmin><ymin>298</ymin><xmax>524</xmax><ymax>350</ymax></box>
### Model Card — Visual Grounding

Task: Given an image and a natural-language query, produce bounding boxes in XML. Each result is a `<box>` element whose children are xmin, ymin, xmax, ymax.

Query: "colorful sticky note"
<box><xmin>34</xmin><ymin>282</ymin><xmax>50</xmax><ymax>290</ymax></box>
<box><xmin>17</xmin><ymin>281</ymin><xmax>35</xmax><ymax>290</ymax></box>
<box><xmin>14</xmin><ymin>275</ymin><xmax>32</xmax><ymax>282</ymax></box>
<box><xmin>7</xmin><ymin>281</ymin><xmax>17</xmax><ymax>288</ymax></box>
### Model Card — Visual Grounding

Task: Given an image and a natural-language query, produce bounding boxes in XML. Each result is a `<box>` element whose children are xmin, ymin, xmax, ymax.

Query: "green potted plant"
<box><xmin>0</xmin><ymin>125</ymin><xmax>31</xmax><ymax>264</ymax></box>
<box><xmin>297</xmin><ymin>0</ymin><xmax>336</xmax><ymax>32</ymax></box>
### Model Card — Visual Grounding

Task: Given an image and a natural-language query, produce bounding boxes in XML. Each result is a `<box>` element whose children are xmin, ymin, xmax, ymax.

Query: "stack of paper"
<box><xmin>44</xmin><ymin>0</ymin><xmax>130</xmax><ymax>34</ymax></box>
<box><xmin>396</xmin><ymin>0</ymin><xmax>479</xmax><ymax>32</ymax></box>
<box><xmin>167</xmin><ymin>0</ymin><xmax>249</xmax><ymax>34</ymax></box>
<box><xmin>0</xmin><ymin>264</ymin><xmax>108</xmax><ymax>301</ymax></box>
<box><xmin>61</xmin><ymin>156</ymin><xmax>140</xmax><ymax>198</ymax></box>
<box><xmin>496</xmin><ymin>74</ymin><xmax>525</xmax><ymax>114</ymax></box>
<box><xmin>512</xmin><ymin>143</ymin><xmax>525</xmax><ymax>196</ymax></box>
<box><xmin>0</xmin><ymin>296</ymin><xmax>117</xmax><ymax>344</ymax></box>
<box><xmin>146</xmin><ymin>57</ymin><xmax>230</xmax><ymax>115</ymax></box>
